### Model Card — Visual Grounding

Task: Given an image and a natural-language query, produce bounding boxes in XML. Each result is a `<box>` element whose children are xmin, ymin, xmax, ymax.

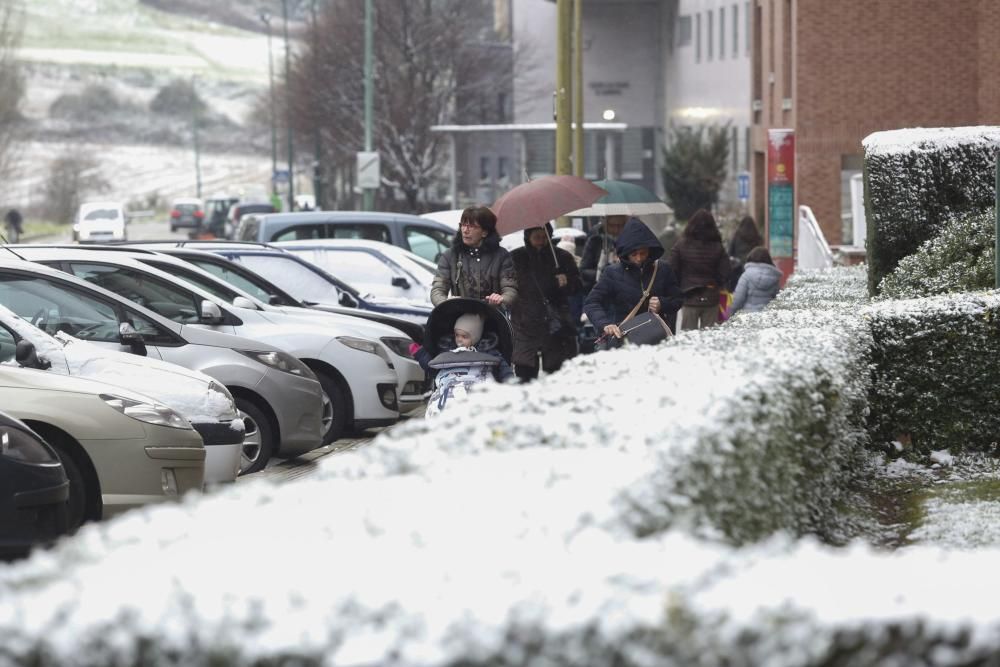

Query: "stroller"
<box><xmin>422</xmin><ymin>298</ymin><xmax>514</xmax><ymax>417</ymax></box>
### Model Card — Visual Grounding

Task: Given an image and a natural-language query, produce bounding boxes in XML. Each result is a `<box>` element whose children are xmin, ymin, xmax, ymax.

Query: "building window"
<box><xmin>497</xmin><ymin>93</ymin><xmax>508</xmax><ymax>122</ymax></box>
<box><xmin>733</xmin><ymin>3</ymin><xmax>739</xmax><ymax>56</ymax></box>
<box><xmin>745</xmin><ymin>1</ymin><xmax>751</xmax><ymax>56</ymax></box>
<box><xmin>498</xmin><ymin>156</ymin><xmax>509</xmax><ymax>180</ymax></box>
<box><xmin>731</xmin><ymin>125</ymin><xmax>739</xmax><ymax>173</ymax></box>
<box><xmin>479</xmin><ymin>156</ymin><xmax>490</xmax><ymax>181</ymax></box>
<box><xmin>695</xmin><ymin>13</ymin><xmax>701</xmax><ymax>62</ymax></box>
<box><xmin>677</xmin><ymin>15</ymin><xmax>692</xmax><ymax>47</ymax></box>
<box><xmin>707</xmin><ymin>10</ymin><xmax>714</xmax><ymax>60</ymax></box>
<box><xmin>719</xmin><ymin>7</ymin><xmax>726</xmax><ymax>59</ymax></box>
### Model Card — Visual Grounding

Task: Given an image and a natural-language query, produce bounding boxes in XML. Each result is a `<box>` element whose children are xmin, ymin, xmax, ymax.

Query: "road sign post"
<box><xmin>737</xmin><ymin>171</ymin><xmax>750</xmax><ymax>202</ymax></box>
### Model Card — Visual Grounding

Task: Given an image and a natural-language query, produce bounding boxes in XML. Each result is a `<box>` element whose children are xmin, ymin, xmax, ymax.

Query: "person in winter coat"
<box><xmin>668</xmin><ymin>209</ymin><xmax>731</xmax><ymax>331</ymax></box>
<box><xmin>418</xmin><ymin>312</ymin><xmax>513</xmax><ymax>417</ymax></box>
<box><xmin>579</xmin><ymin>215</ymin><xmax>627</xmax><ymax>293</ymax></box>
<box><xmin>726</xmin><ymin>215</ymin><xmax>763</xmax><ymax>291</ymax></box>
<box><xmin>509</xmin><ymin>223</ymin><xmax>582</xmax><ymax>381</ymax></box>
<box><xmin>728</xmin><ymin>246</ymin><xmax>783</xmax><ymax>315</ymax></box>
<box><xmin>583</xmin><ymin>217</ymin><xmax>683</xmax><ymax>344</ymax></box>
<box><xmin>430</xmin><ymin>206</ymin><xmax>518</xmax><ymax>308</ymax></box>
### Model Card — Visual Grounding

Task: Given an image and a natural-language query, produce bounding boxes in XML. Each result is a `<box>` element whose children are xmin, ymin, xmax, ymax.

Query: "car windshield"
<box><xmin>185</xmin><ymin>258</ymin><xmax>288</xmax><ymax>305</ymax></box>
<box><xmin>231</xmin><ymin>253</ymin><xmax>348</xmax><ymax>305</ymax></box>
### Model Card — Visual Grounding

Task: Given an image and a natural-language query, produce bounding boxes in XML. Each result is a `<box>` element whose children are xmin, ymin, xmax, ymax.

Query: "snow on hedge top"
<box><xmin>862</xmin><ymin>126</ymin><xmax>1000</xmax><ymax>156</ymax></box>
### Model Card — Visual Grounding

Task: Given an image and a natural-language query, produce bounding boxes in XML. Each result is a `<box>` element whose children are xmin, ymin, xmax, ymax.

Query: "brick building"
<box><xmin>751</xmin><ymin>0</ymin><xmax>1000</xmax><ymax>247</ymax></box>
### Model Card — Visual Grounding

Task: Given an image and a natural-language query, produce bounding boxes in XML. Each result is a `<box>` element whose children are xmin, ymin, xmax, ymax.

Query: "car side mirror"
<box><xmin>268</xmin><ymin>295</ymin><xmax>284</xmax><ymax>306</ymax></box>
<box><xmin>15</xmin><ymin>340</ymin><xmax>51</xmax><ymax>370</ymax></box>
<box><xmin>118</xmin><ymin>322</ymin><xmax>148</xmax><ymax>357</ymax></box>
<box><xmin>232</xmin><ymin>296</ymin><xmax>256</xmax><ymax>309</ymax></box>
<box><xmin>199</xmin><ymin>300</ymin><xmax>224</xmax><ymax>324</ymax></box>
<box><xmin>391</xmin><ymin>276</ymin><xmax>411</xmax><ymax>289</ymax></box>
<box><xmin>338</xmin><ymin>292</ymin><xmax>358</xmax><ymax>308</ymax></box>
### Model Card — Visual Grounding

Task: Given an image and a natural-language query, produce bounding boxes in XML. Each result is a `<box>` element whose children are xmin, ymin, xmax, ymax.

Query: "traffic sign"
<box><xmin>357</xmin><ymin>151</ymin><xmax>380</xmax><ymax>189</ymax></box>
<box><xmin>737</xmin><ymin>171</ymin><xmax>750</xmax><ymax>201</ymax></box>
<box><xmin>272</xmin><ymin>169</ymin><xmax>290</xmax><ymax>184</ymax></box>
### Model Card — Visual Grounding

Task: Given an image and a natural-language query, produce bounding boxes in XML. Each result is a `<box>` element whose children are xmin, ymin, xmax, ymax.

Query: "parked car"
<box><xmin>0</xmin><ymin>365</ymin><xmax>204</xmax><ymax>531</ymax></box>
<box><xmin>227</xmin><ymin>202</ymin><xmax>277</xmax><ymax>239</ymax></box>
<box><xmin>0</xmin><ymin>304</ymin><xmax>244</xmax><ymax>485</ymax></box>
<box><xmin>73</xmin><ymin>201</ymin><xmax>127</xmax><ymax>243</ymax></box>
<box><xmin>115</xmin><ymin>243</ymin><xmax>426</xmax><ymax>343</ymax></box>
<box><xmin>169</xmin><ymin>197</ymin><xmax>205</xmax><ymax>234</ymax></box>
<box><xmin>0</xmin><ymin>257</ymin><xmax>324</xmax><ymax>474</ymax></box>
<box><xmin>14</xmin><ymin>247</ymin><xmax>400</xmax><ymax>444</ymax></box>
<box><xmin>234</xmin><ymin>211</ymin><xmax>453</xmax><ymax>264</ymax></box>
<box><xmin>275</xmin><ymin>239</ymin><xmax>435</xmax><ymax>307</ymax></box>
<box><xmin>0</xmin><ymin>410</ymin><xmax>70</xmax><ymax>558</ymax></box>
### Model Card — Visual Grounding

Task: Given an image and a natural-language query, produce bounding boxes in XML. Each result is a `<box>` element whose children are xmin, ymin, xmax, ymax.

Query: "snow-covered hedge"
<box><xmin>867</xmin><ymin>291</ymin><xmax>1000</xmax><ymax>455</ymax></box>
<box><xmin>878</xmin><ymin>211</ymin><xmax>995</xmax><ymax>298</ymax></box>
<box><xmin>862</xmin><ymin>126</ymin><xmax>1000</xmax><ymax>295</ymax></box>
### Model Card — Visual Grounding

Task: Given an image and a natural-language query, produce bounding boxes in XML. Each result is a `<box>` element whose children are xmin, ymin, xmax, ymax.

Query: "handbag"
<box><xmin>618</xmin><ymin>261</ymin><xmax>673</xmax><ymax>346</ymax></box>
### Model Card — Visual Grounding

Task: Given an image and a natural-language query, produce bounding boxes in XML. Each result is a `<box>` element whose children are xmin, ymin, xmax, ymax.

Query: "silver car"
<box><xmin>0</xmin><ymin>365</ymin><xmax>204</xmax><ymax>531</ymax></box>
<box><xmin>0</xmin><ymin>258</ymin><xmax>323</xmax><ymax>474</ymax></box>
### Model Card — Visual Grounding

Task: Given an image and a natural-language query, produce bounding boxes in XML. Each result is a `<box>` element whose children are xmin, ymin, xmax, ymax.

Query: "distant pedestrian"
<box><xmin>728</xmin><ymin>246</ymin><xmax>782</xmax><ymax>316</ymax></box>
<box><xmin>509</xmin><ymin>223</ymin><xmax>582</xmax><ymax>382</ymax></box>
<box><xmin>3</xmin><ymin>208</ymin><xmax>22</xmax><ymax>243</ymax></box>
<box><xmin>726</xmin><ymin>215</ymin><xmax>763</xmax><ymax>291</ymax></box>
<box><xmin>430</xmin><ymin>206</ymin><xmax>518</xmax><ymax>308</ymax></box>
<box><xmin>579</xmin><ymin>214</ymin><xmax>626</xmax><ymax>294</ymax></box>
<box><xmin>668</xmin><ymin>209</ymin><xmax>731</xmax><ymax>331</ymax></box>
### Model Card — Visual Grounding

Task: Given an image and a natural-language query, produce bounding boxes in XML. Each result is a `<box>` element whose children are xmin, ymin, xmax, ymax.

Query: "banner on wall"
<box><xmin>766</xmin><ymin>129</ymin><xmax>795</xmax><ymax>282</ymax></box>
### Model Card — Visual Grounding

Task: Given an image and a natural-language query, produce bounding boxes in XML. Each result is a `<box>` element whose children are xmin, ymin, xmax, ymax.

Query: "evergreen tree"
<box><xmin>660</xmin><ymin>124</ymin><xmax>730</xmax><ymax>223</ymax></box>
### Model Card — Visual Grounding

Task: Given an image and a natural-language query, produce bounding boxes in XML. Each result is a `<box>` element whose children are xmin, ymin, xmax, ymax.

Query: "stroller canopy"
<box><xmin>424</xmin><ymin>298</ymin><xmax>513</xmax><ymax>361</ymax></box>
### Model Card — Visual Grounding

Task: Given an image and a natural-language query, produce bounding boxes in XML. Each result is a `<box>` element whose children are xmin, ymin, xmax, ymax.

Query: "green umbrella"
<box><xmin>567</xmin><ymin>179</ymin><xmax>672</xmax><ymax>217</ymax></box>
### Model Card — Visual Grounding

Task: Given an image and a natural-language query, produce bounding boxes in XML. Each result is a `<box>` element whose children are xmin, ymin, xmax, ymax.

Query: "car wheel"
<box><xmin>50</xmin><ymin>444</ymin><xmax>89</xmax><ymax>532</ymax></box>
<box><xmin>235</xmin><ymin>398</ymin><xmax>274</xmax><ymax>475</ymax></box>
<box><xmin>315</xmin><ymin>370</ymin><xmax>348</xmax><ymax>445</ymax></box>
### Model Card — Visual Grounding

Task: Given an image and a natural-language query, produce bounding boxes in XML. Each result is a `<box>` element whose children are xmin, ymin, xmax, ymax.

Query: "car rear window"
<box><xmin>83</xmin><ymin>208</ymin><xmax>120</xmax><ymax>221</ymax></box>
<box><xmin>175</xmin><ymin>204</ymin><xmax>200</xmax><ymax>213</ymax></box>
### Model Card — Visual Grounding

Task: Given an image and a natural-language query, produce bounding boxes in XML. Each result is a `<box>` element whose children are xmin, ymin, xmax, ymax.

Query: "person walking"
<box><xmin>726</xmin><ymin>215</ymin><xmax>763</xmax><ymax>291</ymax></box>
<box><xmin>509</xmin><ymin>223</ymin><xmax>582</xmax><ymax>381</ymax></box>
<box><xmin>728</xmin><ymin>246</ymin><xmax>783</xmax><ymax>316</ymax></box>
<box><xmin>583</xmin><ymin>217</ymin><xmax>682</xmax><ymax>346</ymax></box>
<box><xmin>4</xmin><ymin>208</ymin><xmax>23</xmax><ymax>243</ymax></box>
<box><xmin>579</xmin><ymin>214</ymin><xmax>626</xmax><ymax>294</ymax></box>
<box><xmin>430</xmin><ymin>206</ymin><xmax>517</xmax><ymax>308</ymax></box>
<box><xmin>668</xmin><ymin>209</ymin><xmax>731</xmax><ymax>331</ymax></box>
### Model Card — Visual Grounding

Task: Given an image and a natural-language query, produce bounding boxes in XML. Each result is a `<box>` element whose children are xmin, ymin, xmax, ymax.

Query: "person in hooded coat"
<box><xmin>509</xmin><ymin>223</ymin><xmax>582</xmax><ymax>381</ymax></box>
<box><xmin>583</xmin><ymin>217</ymin><xmax>683</xmax><ymax>345</ymax></box>
<box><xmin>430</xmin><ymin>206</ymin><xmax>518</xmax><ymax>308</ymax></box>
<box><xmin>729</xmin><ymin>246</ymin><xmax>783</xmax><ymax>315</ymax></box>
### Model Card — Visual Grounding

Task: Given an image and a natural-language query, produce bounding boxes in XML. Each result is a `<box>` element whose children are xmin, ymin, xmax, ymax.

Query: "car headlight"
<box><xmin>380</xmin><ymin>336</ymin><xmax>415</xmax><ymax>359</ymax></box>
<box><xmin>337</xmin><ymin>336</ymin><xmax>393</xmax><ymax>368</ymax></box>
<box><xmin>237</xmin><ymin>350</ymin><xmax>316</xmax><ymax>379</ymax></box>
<box><xmin>0</xmin><ymin>427</ymin><xmax>59</xmax><ymax>464</ymax></box>
<box><xmin>100</xmin><ymin>394</ymin><xmax>192</xmax><ymax>430</ymax></box>
<box><xmin>208</xmin><ymin>380</ymin><xmax>239</xmax><ymax>420</ymax></box>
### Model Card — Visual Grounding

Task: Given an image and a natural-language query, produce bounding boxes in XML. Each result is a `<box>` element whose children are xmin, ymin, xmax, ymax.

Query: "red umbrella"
<box><xmin>491</xmin><ymin>175</ymin><xmax>608</xmax><ymax>236</ymax></box>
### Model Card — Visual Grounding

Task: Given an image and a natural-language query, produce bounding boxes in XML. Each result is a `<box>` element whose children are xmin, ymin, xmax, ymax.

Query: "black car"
<box><xmin>0</xmin><ymin>411</ymin><xmax>70</xmax><ymax>558</ymax></box>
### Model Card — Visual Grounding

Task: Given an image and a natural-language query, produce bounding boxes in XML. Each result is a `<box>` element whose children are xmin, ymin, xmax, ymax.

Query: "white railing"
<box><xmin>797</xmin><ymin>205</ymin><xmax>834</xmax><ymax>270</ymax></box>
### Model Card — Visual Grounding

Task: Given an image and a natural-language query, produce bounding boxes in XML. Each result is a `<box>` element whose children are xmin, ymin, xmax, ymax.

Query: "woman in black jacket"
<box><xmin>430</xmin><ymin>206</ymin><xmax>518</xmax><ymax>308</ymax></box>
<box><xmin>668</xmin><ymin>209</ymin><xmax>731</xmax><ymax>331</ymax></box>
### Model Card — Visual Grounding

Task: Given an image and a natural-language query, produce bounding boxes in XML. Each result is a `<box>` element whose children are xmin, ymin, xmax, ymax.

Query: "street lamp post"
<box><xmin>260</xmin><ymin>9</ymin><xmax>278</xmax><ymax>196</ymax></box>
<box><xmin>281</xmin><ymin>0</ymin><xmax>295</xmax><ymax>209</ymax></box>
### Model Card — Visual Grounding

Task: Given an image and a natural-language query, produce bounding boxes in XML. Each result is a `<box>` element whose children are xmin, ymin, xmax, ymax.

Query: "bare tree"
<box><xmin>286</xmin><ymin>0</ymin><xmax>515</xmax><ymax>211</ymax></box>
<box><xmin>0</xmin><ymin>1</ymin><xmax>25</xmax><ymax>184</ymax></box>
<box><xmin>42</xmin><ymin>155</ymin><xmax>110</xmax><ymax>225</ymax></box>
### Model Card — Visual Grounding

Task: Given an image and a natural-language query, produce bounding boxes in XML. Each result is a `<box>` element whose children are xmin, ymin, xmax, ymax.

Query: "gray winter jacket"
<box><xmin>730</xmin><ymin>262</ymin><xmax>783</xmax><ymax>314</ymax></box>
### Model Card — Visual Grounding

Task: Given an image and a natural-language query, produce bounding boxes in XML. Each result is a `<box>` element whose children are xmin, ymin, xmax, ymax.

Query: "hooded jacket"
<box><xmin>430</xmin><ymin>233</ymin><xmax>518</xmax><ymax>307</ymax></box>
<box><xmin>730</xmin><ymin>261</ymin><xmax>783</xmax><ymax>314</ymax></box>
<box><xmin>583</xmin><ymin>218</ymin><xmax>683</xmax><ymax>331</ymax></box>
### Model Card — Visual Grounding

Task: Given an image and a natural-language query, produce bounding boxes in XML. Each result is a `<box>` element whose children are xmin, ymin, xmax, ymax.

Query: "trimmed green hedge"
<box><xmin>867</xmin><ymin>292</ymin><xmax>1000</xmax><ymax>455</ymax></box>
<box><xmin>862</xmin><ymin>126</ymin><xmax>1000</xmax><ymax>295</ymax></box>
<box><xmin>878</xmin><ymin>211</ymin><xmax>995</xmax><ymax>298</ymax></box>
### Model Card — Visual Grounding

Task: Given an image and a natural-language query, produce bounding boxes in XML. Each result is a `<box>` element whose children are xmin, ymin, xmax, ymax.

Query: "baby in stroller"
<box><xmin>414</xmin><ymin>307</ymin><xmax>514</xmax><ymax>417</ymax></box>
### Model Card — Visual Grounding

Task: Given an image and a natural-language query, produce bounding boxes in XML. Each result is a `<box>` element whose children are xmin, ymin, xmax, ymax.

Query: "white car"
<box><xmin>16</xmin><ymin>247</ymin><xmax>401</xmax><ymax>442</ymax></box>
<box><xmin>274</xmin><ymin>239</ymin><xmax>436</xmax><ymax>307</ymax></box>
<box><xmin>73</xmin><ymin>201</ymin><xmax>127</xmax><ymax>243</ymax></box>
<box><xmin>0</xmin><ymin>304</ymin><xmax>244</xmax><ymax>485</ymax></box>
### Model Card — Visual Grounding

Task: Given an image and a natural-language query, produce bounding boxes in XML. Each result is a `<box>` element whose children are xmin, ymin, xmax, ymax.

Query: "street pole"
<box><xmin>554</xmin><ymin>0</ymin><xmax>572</xmax><ymax>177</ymax></box>
<box><xmin>310</xmin><ymin>0</ymin><xmax>324</xmax><ymax>210</ymax></box>
<box><xmin>281</xmin><ymin>0</ymin><xmax>295</xmax><ymax>209</ymax></box>
<box><xmin>261</xmin><ymin>10</ymin><xmax>278</xmax><ymax>195</ymax></box>
<box><xmin>572</xmin><ymin>0</ymin><xmax>583</xmax><ymax>178</ymax></box>
<box><xmin>191</xmin><ymin>76</ymin><xmax>202</xmax><ymax>198</ymax></box>
<box><xmin>363</xmin><ymin>0</ymin><xmax>374</xmax><ymax>211</ymax></box>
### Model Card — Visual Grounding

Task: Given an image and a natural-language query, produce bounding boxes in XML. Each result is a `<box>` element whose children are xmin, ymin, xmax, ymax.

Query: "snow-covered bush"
<box><xmin>862</xmin><ymin>126</ymin><xmax>1000</xmax><ymax>294</ymax></box>
<box><xmin>878</xmin><ymin>210</ymin><xmax>995</xmax><ymax>298</ymax></box>
<box><xmin>866</xmin><ymin>291</ymin><xmax>1000</xmax><ymax>455</ymax></box>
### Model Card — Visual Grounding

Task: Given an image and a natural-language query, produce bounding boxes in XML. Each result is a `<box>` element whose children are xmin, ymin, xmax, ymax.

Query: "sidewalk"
<box><xmin>236</xmin><ymin>430</ymin><xmax>379</xmax><ymax>485</ymax></box>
